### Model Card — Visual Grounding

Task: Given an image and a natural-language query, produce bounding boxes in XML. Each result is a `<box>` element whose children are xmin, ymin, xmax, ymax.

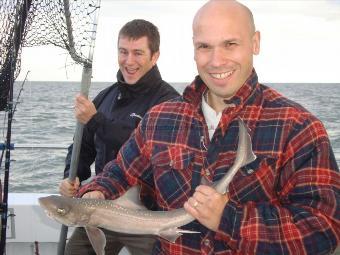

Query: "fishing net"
<box><xmin>0</xmin><ymin>0</ymin><xmax>100</xmax><ymax>111</ymax></box>
<box><xmin>0</xmin><ymin>0</ymin><xmax>101</xmax><ymax>251</ymax></box>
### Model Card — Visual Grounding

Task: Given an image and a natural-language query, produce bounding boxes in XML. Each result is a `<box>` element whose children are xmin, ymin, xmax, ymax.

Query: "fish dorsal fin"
<box><xmin>85</xmin><ymin>226</ymin><xmax>106</xmax><ymax>255</ymax></box>
<box><xmin>111</xmin><ymin>185</ymin><xmax>147</xmax><ymax>210</ymax></box>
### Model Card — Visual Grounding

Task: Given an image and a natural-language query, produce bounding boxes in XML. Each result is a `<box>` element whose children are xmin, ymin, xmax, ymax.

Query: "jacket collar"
<box><xmin>116</xmin><ymin>65</ymin><xmax>162</xmax><ymax>100</ymax></box>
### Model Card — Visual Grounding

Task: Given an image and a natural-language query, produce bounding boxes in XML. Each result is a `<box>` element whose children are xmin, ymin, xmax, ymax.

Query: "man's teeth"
<box><xmin>126</xmin><ymin>68</ymin><xmax>137</xmax><ymax>74</ymax></box>
<box><xmin>211</xmin><ymin>71</ymin><xmax>233</xmax><ymax>79</ymax></box>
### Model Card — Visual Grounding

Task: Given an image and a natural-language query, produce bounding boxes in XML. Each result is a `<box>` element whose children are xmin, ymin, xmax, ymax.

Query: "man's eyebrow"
<box><xmin>117</xmin><ymin>48</ymin><xmax>145</xmax><ymax>53</ymax></box>
<box><xmin>223</xmin><ymin>38</ymin><xmax>239</xmax><ymax>43</ymax></box>
<box><xmin>193</xmin><ymin>38</ymin><xmax>239</xmax><ymax>45</ymax></box>
<box><xmin>133</xmin><ymin>49</ymin><xmax>145</xmax><ymax>53</ymax></box>
<box><xmin>193</xmin><ymin>40</ymin><xmax>208</xmax><ymax>45</ymax></box>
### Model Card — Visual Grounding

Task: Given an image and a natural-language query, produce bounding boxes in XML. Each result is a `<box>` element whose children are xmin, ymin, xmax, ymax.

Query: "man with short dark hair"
<box><xmin>59</xmin><ymin>19</ymin><xmax>179</xmax><ymax>255</ymax></box>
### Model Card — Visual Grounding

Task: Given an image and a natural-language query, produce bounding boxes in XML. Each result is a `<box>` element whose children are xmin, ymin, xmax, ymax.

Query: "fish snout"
<box><xmin>38</xmin><ymin>196</ymin><xmax>51</xmax><ymax>210</ymax></box>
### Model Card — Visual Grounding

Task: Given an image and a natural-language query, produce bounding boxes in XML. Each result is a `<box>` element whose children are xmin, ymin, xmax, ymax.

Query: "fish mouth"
<box><xmin>38</xmin><ymin>198</ymin><xmax>49</xmax><ymax>211</ymax></box>
<box><xmin>44</xmin><ymin>210</ymin><xmax>56</xmax><ymax>220</ymax></box>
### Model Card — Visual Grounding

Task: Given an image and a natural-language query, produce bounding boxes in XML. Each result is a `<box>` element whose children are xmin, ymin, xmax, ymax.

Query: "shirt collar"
<box><xmin>183</xmin><ymin>69</ymin><xmax>259</xmax><ymax>112</ymax></box>
<box><xmin>201</xmin><ymin>91</ymin><xmax>222</xmax><ymax>140</ymax></box>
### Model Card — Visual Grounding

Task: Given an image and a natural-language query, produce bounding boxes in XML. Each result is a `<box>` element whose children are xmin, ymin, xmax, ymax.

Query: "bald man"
<box><xmin>77</xmin><ymin>1</ymin><xmax>340</xmax><ymax>254</ymax></box>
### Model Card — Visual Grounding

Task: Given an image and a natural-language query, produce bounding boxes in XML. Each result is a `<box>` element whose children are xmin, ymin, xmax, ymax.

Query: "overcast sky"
<box><xmin>17</xmin><ymin>0</ymin><xmax>340</xmax><ymax>83</ymax></box>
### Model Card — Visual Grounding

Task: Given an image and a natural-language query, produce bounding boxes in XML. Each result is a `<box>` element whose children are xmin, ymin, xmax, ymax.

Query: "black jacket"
<box><xmin>64</xmin><ymin>65</ymin><xmax>179</xmax><ymax>181</ymax></box>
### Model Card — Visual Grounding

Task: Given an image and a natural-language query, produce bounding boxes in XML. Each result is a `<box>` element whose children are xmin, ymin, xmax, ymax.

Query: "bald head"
<box><xmin>193</xmin><ymin>0</ymin><xmax>255</xmax><ymax>36</ymax></box>
<box><xmin>191</xmin><ymin>0</ymin><xmax>260</xmax><ymax>102</ymax></box>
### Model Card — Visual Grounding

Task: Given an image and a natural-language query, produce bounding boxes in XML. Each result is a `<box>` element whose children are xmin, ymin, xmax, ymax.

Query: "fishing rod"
<box><xmin>0</xmin><ymin>1</ymin><xmax>32</xmax><ymax>254</ymax></box>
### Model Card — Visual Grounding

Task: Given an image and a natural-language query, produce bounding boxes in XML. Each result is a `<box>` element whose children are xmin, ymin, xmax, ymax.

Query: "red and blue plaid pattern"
<box><xmin>79</xmin><ymin>70</ymin><xmax>339</xmax><ymax>255</ymax></box>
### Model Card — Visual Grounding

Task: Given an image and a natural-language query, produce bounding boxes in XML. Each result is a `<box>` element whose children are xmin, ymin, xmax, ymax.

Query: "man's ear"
<box><xmin>151</xmin><ymin>51</ymin><xmax>160</xmax><ymax>65</ymax></box>
<box><xmin>253</xmin><ymin>31</ymin><xmax>260</xmax><ymax>55</ymax></box>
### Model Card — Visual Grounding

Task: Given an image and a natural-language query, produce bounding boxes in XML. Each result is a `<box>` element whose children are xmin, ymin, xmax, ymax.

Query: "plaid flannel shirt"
<box><xmin>79</xmin><ymin>70</ymin><xmax>340</xmax><ymax>255</ymax></box>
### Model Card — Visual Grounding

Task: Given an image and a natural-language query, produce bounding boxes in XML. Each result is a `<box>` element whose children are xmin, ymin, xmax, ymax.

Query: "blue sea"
<box><xmin>1</xmin><ymin>81</ymin><xmax>339</xmax><ymax>193</ymax></box>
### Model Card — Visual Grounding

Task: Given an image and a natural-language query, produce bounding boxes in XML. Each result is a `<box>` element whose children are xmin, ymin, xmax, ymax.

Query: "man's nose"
<box><xmin>210</xmin><ymin>47</ymin><xmax>227</xmax><ymax>67</ymax></box>
<box><xmin>125</xmin><ymin>53</ymin><xmax>135</xmax><ymax>64</ymax></box>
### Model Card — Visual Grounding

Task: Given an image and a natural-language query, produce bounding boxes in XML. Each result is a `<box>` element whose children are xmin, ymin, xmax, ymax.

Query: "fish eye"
<box><xmin>57</xmin><ymin>208</ymin><xmax>66</xmax><ymax>215</ymax></box>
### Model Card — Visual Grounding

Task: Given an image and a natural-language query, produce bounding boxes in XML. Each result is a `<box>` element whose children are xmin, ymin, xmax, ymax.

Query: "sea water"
<box><xmin>1</xmin><ymin>81</ymin><xmax>339</xmax><ymax>193</ymax></box>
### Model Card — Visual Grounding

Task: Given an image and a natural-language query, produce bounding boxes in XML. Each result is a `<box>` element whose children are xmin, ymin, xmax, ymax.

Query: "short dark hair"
<box><xmin>118</xmin><ymin>19</ymin><xmax>160</xmax><ymax>56</ymax></box>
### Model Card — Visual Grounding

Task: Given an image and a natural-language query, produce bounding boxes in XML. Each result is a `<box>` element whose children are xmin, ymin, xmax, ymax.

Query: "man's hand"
<box><xmin>184</xmin><ymin>185</ymin><xmax>229</xmax><ymax>232</ymax></box>
<box><xmin>74</xmin><ymin>93</ymin><xmax>97</xmax><ymax>124</ymax></box>
<box><xmin>82</xmin><ymin>191</ymin><xmax>105</xmax><ymax>199</ymax></box>
<box><xmin>59</xmin><ymin>177</ymin><xmax>80</xmax><ymax>197</ymax></box>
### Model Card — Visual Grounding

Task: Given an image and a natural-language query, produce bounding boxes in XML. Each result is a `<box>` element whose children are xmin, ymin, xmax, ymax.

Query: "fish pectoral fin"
<box><xmin>85</xmin><ymin>226</ymin><xmax>106</xmax><ymax>255</ymax></box>
<box><xmin>159</xmin><ymin>228</ymin><xmax>200</xmax><ymax>243</ymax></box>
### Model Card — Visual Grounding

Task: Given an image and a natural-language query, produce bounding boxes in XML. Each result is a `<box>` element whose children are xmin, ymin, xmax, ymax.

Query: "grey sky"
<box><xmin>18</xmin><ymin>0</ymin><xmax>340</xmax><ymax>83</ymax></box>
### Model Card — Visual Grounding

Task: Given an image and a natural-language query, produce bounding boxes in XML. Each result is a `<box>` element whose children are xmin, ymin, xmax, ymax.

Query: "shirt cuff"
<box><xmin>86</xmin><ymin>112</ymin><xmax>105</xmax><ymax>132</ymax></box>
<box><xmin>76</xmin><ymin>181</ymin><xmax>112</xmax><ymax>199</ymax></box>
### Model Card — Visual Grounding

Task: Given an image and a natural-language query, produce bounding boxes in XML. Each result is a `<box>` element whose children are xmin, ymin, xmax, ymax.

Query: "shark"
<box><xmin>38</xmin><ymin>118</ymin><xmax>256</xmax><ymax>255</ymax></box>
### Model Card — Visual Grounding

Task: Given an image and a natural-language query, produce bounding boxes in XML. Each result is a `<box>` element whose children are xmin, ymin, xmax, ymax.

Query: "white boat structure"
<box><xmin>6</xmin><ymin>193</ymin><xmax>130</xmax><ymax>255</ymax></box>
<box><xmin>6</xmin><ymin>193</ymin><xmax>65</xmax><ymax>255</ymax></box>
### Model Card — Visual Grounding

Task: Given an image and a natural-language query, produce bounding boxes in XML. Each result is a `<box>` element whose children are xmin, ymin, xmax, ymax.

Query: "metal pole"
<box><xmin>57</xmin><ymin>65</ymin><xmax>92</xmax><ymax>255</ymax></box>
<box><xmin>57</xmin><ymin>1</ymin><xmax>100</xmax><ymax>254</ymax></box>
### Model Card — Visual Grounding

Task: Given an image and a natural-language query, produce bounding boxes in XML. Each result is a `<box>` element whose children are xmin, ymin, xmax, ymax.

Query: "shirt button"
<box><xmin>205</xmin><ymin>170</ymin><xmax>210</xmax><ymax>176</ymax></box>
<box><xmin>204</xmin><ymin>239</ymin><xmax>210</xmax><ymax>246</ymax></box>
<box><xmin>169</xmin><ymin>160</ymin><xmax>173</xmax><ymax>167</ymax></box>
<box><xmin>247</xmin><ymin>168</ymin><xmax>254</xmax><ymax>174</ymax></box>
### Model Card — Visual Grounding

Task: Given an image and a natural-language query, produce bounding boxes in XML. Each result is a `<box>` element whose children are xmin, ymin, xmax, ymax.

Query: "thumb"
<box><xmin>74</xmin><ymin>177</ymin><xmax>80</xmax><ymax>188</ymax></box>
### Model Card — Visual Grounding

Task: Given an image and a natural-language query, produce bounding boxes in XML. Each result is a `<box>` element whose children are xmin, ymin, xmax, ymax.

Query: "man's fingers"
<box><xmin>192</xmin><ymin>185</ymin><xmax>218</xmax><ymax>205</ymax></box>
<box><xmin>59</xmin><ymin>184</ymin><xmax>76</xmax><ymax>196</ymax></box>
<box><xmin>195</xmin><ymin>185</ymin><xmax>216</xmax><ymax>195</ymax></box>
<box><xmin>192</xmin><ymin>190</ymin><xmax>207</xmax><ymax>204</ymax></box>
<box><xmin>82</xmin><ymin>191</ymin><xmax>105</xmax><ymax>199</ymax></box>
<box><xmin>66</xmin><ymin>178</ymin><xmax>80</xmax><ymax>189</ymax></box>
<box><xmin>75</xmin><ymin>93</ymin><xmax>86</xmax><ymax>101</ymax></box>
<box><xmin>59</xmin><ymin>178</ymin><xmax>80</xmax><ymax>197</ymax></box>
<box><xmin>76</xmin><ymin>94</ymin><xmax>90</xmax><ymax>106</ymax></box>
<box><xmin>188</xmin><ymin>197</ymin><xmax>200</xmax><ymax>209</ymax></box>
<box><xmin>184</xmin><ymin>201</ymin><xmax>199</xmax><ymax>218</ymax></box>
<box><xmin>73</xmin><ymin>177</ymin><xmax>80</xmax><ymax>188</ymax></box>
<box><xmin>59</xmin><ymin>186</ymin><xmax>76</xmax><ymax>197</ymax></box>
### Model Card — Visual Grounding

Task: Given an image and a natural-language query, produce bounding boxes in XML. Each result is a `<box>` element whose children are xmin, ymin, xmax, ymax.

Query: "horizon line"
<box><xmin>15</xmin><ymin>80</ymin><xmax>340</xmax><ymax>85</ymax></box>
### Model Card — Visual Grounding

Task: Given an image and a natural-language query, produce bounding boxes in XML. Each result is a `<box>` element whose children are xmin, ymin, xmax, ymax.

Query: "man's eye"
<box><xmin>225</xmin><ymin>42</ymin><xmax>237</xmax><ymax>48</ymax></box>
<box><xmin>197</xmin><ymin>44</ymin><xmax>208</xmax><ymax>50</ymax></box>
